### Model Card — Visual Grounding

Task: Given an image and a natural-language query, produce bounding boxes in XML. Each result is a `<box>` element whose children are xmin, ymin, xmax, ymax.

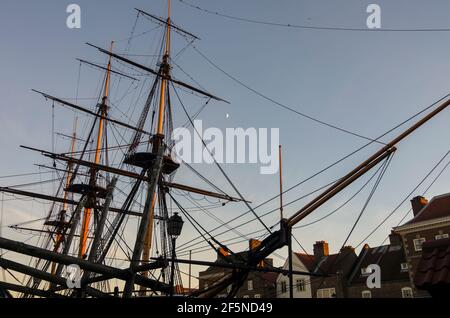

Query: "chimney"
<box><xmin>217</xmin><ymin>247</ymin><xmax>229</xmax><ymax>260</ymax></box>
<box><xmin>411</xmin><ymin>196</ymin><xmax>428</xmax><ymax>216</ymax></box>
<box><xmin>313</xmin><ymin>241</ymin><xmax>329</xmax><ymax>260</ymax></box>
<box><xmin>389</xmin><ymin>231</ymin><xmax>403</xmax><ymax>246</ymax></box>
<box><xmin>340</xmin><ymin>246</ymin><xmax>354</xmax><ymax>255</ymax></box>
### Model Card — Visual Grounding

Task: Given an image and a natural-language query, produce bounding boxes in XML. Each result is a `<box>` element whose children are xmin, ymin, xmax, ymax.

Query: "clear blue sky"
<box><xmin>2</xmin><ymin>0</ymin><xmax>450</xmax><ymax>282</ymax></box>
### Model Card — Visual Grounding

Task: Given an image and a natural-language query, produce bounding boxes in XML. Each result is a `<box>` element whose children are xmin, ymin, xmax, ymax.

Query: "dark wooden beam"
<box><xmin>0</xmin><ymin>237</ymin><xmax>169</xmax><ymax>292</ymax></box>
<box><xmin>0</xmin><ymin>281</ymin><xmax>66</xmax><ymax>299</ymax></box>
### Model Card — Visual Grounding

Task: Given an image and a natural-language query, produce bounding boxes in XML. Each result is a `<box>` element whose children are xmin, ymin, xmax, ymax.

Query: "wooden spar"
<box><xmin>148</xmin><ymin>257</ymin><xmax>324</xmax><ymax>277</ymax></box>
<box><xmin>198</xmin><ymin>97</ymin><xmax>450</xmax><ymax>299</ymax></box>
<box><xmin>52</xmin><ymin>117</ymin><xmax>78</xmax><ymax>274</ymax></box>
<box><xmin>0</xmin><ymin>237</ymin><xmax>169</xmax><ymax>292</ymax></box>
<box><xmin>10</xmin><ymin>225</ymin><xmax>94</xmax><ymax>239</ymax></box>
<box><xmin>287</xmin><ymin>96</ymin><xmax>450</xmax><ymax>227</ymax></box>
<box><xmin>279</xmin><ymin>145</ymin><xmax>283</xmax><ymax>220</ymax></box>
<box><xmin>0</xmin><ymin>281</ymin><xmax>66</xmax><ymax>299</ymax></box>
<box><xmin>0</xmin><ymin>186</ymin><xmax>143</xmax><ymax>217</ymax></box>
<box><xmin>86</xmin><ymin>177</ymin><xmax>117</xmax><ymax>263</ymax></box>
<box><xmin>76</xmin><ymin>58</ymin><xmax>139</xmax><ymax>81</ymax></box>
<box><xmin>79</xmin><ymin>41</ymin><xmax>114</xmax><ymax>258</ymax></box>
<box><xmin>63</xmin><ymin>118</ymin><xmax>78</xmax><ymax>213</ymax></box>
<box><xmin>139</xmin><ymin>191</ymin><xmax>157</xmax><ymax>296</ymax></box>
<box><xmin>78</xmin><ymin>42</ymin><xmax>114</xmax><ymax>258</ymax></box>
<box><xmin>123</xmin><ymin>137</ymin><xmax>165</xmax><ymax>297</ymax></box>
<box><xmin>49</xmin><ymin>195</ymin><xmax>87</xmax><ymax>290</ymax></box>
<box><xmin>136</xmin><ymin>4</ymin><xmax>173</xmax><ymax>295</ymax></box>
<box><xmin>0</xmin><ymin>257</ymin><xmax>108</xmax><ymax>298</ymax></box>
<box><xmin>86</xmin><ymin>43</ymin><xmax>229</xmax><ymax>103</ymax></box>
<box><xmin>80</xmin><ymin>178</ymin><xmax>116</xmax><ymax>295</ymax></box>
<box><xmin>32</xmin><ymin>89</ymin><xmax>152</xmax><ymax>136</ymax></box>
<box><xmin>21</xmin><ymin>145</ymin><xmax>245</xmax><ymax>202</ymax></box>
<box><xmin>134</xmin><ymin>8</ymin><xmax>199</xmax><ymax>40</ymax></box>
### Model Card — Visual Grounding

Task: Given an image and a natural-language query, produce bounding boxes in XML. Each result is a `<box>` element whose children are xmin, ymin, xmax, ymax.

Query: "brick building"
<box><xmin>277</xmin><ymin>241</ymin><xmax>357</xmax><ymax>298</ymax></box>
<box><xmin>310</xmin><ymin>242</ymin><xmax>357</xmax><ymax>298</ymax></box>
<box><xmin>394</xmin><ymin>194</ymin><xmax>450</xmax><ymax>297</ymax></box>
<box><xmin>346</xmin><ymin>232</ymin><xmax>413</xmax><ymax>298</ymax></box>
<box><xmin>414</xmin><ymin>237</ymin><xmax>450</xmax><ymax>297</ymax></box>
<box><xmin>198</xmin><ymin>250</ymin><xmax>277</xmax><ymax>298</ymax></box>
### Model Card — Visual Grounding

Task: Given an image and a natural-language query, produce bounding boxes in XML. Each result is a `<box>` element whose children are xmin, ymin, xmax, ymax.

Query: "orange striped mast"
<box><xmin>140</xmin><ymin>0</ymin><xmax>172</xmax><ymax>295</ymax></box>
<box><xmin>51</xmin><ymin>117</ymin><xmax>78</xmax><ymax>274</ymax></box>
<box><xmin>79</xmin><ymin>41</ymin><xmax>114</xmax><ymax>259</ymax></box>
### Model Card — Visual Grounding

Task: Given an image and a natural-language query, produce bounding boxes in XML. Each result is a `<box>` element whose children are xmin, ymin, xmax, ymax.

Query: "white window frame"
<box><xmin>227</xmin><ymin>285</ymin><xmax>232</xmax><ymax>293</ymax></box>
<box><xmin>254</xmin><ymin>294</ymin><xmax>261</xmax><ymax>298</ymax></box>
<box><xmin>317</xmin><ymin>288</ymin><xmax>336</xmax><ymax>298</ymax></box>
<box><xmin>296</xmin><ymin>279</ymin><xmax>306</xmax><ymax>292</ymax></box>
<box><xmin>401</xmin><ymin>287</ymin><xmax>413</xmax><ymax>298</ymax></box>
<box><xmin>362</xmin><ymin>290</ymin><xmax>372</xmax><ymax>298</ymax></box>
<box><xmin>435</xmin><ymin>233</ymin><xmax>449</xmax><ymax>240</ymax></box>
<box><xmin>400</xmin><ymin>263</ymin><xmax>409</xmax><ymax>271</ymax></box>
<box><xmin>247</xmin><ymin>280</ymin><xmax>253</xmax><ymax>291</ymax></box>
<box><xmin>361</xmin><ymin>267</ymin><xmax>372</xmax><ymax>276</ymax></box>
<box><xmin>243</xmin><ymin>295</ymin><xmax>250</xmax><ymax>298</ymax></box>
<box><xmin>413</xmin><ymin>238</ymin><xmax>426</xmax><ymax>251</ymax></box>
<box><xmin>280</xmin><ymin>281</ymin><xmax>287</xmax><ymax>294</ymax></box>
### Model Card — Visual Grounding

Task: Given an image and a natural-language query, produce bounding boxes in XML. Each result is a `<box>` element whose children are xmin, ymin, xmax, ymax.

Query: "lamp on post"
<box><xmin>167</xmin><ymin>212</ymin><xmax>183</xmax><ymax>297</ymax></box>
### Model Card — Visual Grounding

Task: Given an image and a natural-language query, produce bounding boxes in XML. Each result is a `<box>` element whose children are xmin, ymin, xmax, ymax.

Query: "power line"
<box><xmin>178</xmin><ymin>0</ymin><xmax>450</xmax><ymax>32</ymax></box>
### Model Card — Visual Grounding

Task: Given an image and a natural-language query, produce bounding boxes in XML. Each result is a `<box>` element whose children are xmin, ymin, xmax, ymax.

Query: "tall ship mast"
<box><xmin>1</xmin><ymin>1</ymin><xmax>450</xmax><ymax>299</ymax></box>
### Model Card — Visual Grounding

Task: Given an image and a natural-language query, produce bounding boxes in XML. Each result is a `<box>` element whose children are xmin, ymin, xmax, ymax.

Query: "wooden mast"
<box><xmin>279</xmin><ymin>145</ymin><xmax>283</xmax><ymax>220</ymax></box>
<box><xmin>79</xmin><ymin>41</ymin><xmax>114</xmax><ymax>258</ymax></box>
<box><xmin>51</xmin><ymin>117</ymin><xmax>78</xmax><ymax>274</ymax></box>
<box><xmin>139</xmin><ymin>0</ymin><xmax>172</xmax><ymax>296</ymax></box>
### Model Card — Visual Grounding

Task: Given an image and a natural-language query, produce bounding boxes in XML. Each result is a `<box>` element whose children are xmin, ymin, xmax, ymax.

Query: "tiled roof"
<box><xmin>414</xmin><ymin>237</ymin><xmax>450</xmax><ymax>289</ymax></box>
<box><xmin>295</xmin><ymin>249</ymin><xmax>357</xmax><ymax>276</ymax></box>
<box><xmin>260</xmin><ymin>272</ymin><xmax>278</xmax><ymax>283</ymax></box>
<box><xmin>404</xmin><ymin>193</ymin><xmax>450</xmax><ymax>226</ymax></box>
<box><xmin>312</xmin><ymin>250</ymin><xmax>357</xmax><ymax>276</ymax></box>
<box><xmin>348</xmin><ymin>244</ymin><xmax>409</xmax><ymax>284</ymax></box>
<box><xmin>294</xmin><ymin>253</ymin><xmax>317</xmax><ymax>272</ymax></box>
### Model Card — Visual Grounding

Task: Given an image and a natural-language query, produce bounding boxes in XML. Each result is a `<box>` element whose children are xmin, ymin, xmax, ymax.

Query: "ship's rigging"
<box><xmin>1</xmin><ymin>0</ymin><xmax>450</xmax><ymax>299</ymax></box>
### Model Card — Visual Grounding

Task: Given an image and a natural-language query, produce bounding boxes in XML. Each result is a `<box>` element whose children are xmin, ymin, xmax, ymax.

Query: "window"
<box><xmin>254</xmin><ymin>294</ymin><xmax>261</xmax><ymax>298</ymax></box>
<box><xmin>227</xmin><ymin>285</ymin><xmax>232</xmax><ymax>293</ymax></box>
<box><xmin>400</xmin><ymin>263</ymin><xmax>409</xmax><ymax>271</ymax></box>
<box><xmin>435</xmin><ymin>233</ymin><xmax>449</xmax><ymax>240</ymax></box>
<box><xmin>280</xmin><ymin>281</ymin><xmax>287</xmax><ymax>293</ymax></box>
<box><xmin>361</xmin><ymin>267</ymin><xmax>372</xmax><ymax>276</ymax></box>
<box><xmin>362</xmin><ymin>290</ymin><xmax>372</xmax><ymax>298</ymax></box>
<box><xmin>247</xmin><ymin>280</ymin><xmax>253</xmax><ymax>291</ymax></box>
<box><xmin>317</xmin><ymin>288</ymin><xmax>336</xmax><ymax>298</ymax></box>
<box><xmin>296</xmin><ymin>279</ymin><xmax>306</xmax><ymax>292</ymax></box>
<box><xmin>402</xmin><ymin>287</ymin><xmax>413</xmax><ymax>298</ymax></box>
<box><xmin>243</xmin><ymin>295</ymin><xmax>250</xmax><ymax>298</ymax></box>
<box><xmin>413</xmin><ymin>238</ymin><xmax>426</xmax><ymax>251</ymax></box>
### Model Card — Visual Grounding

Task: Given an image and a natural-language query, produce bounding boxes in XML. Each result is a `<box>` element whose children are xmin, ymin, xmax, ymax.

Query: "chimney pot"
<box><xmin>389</xmin><ymin>231</ymin><xmax>403</xmax><ymax>246</ymax></box>
<box><xmin>411</xmin><ymin>196</ymin><xmax>428</xmax><ymax>217</ymax></box>
<box><xmin>313</xmin><ymin>241</ymin><xmax>329</xmax><ymax>260</ymax></box>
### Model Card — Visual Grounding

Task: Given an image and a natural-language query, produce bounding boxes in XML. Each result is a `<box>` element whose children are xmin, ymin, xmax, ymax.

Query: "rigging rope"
<box><xmin>178</xmin><ymin>0</ymin><xmax>450</xmax><ymax>32</ymax></box>
<box><xmin>172</xmin><ymin>83</ymin><xmax>272</xmax><ymax>233</ymax></box>
<box><xmin>175</xmin><ymin>93</ymin><xmax>450</xmax><ymax>252</ymax></box>
<box><xmin>191</xmin><ymin>44</ymin><xmax>384</xmax><ymax>145</ymax></box>
<box><xmin>357</xmin><ymin>150</ymin><xmax>450</xmax><ymax>247</ymax></box>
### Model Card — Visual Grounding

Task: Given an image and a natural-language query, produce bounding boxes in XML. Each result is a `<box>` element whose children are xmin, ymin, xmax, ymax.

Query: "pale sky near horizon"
<box><xmin>2</xmin><ymin>0</ymin><xmax>450</xmax><ymax>288</ymax></box>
